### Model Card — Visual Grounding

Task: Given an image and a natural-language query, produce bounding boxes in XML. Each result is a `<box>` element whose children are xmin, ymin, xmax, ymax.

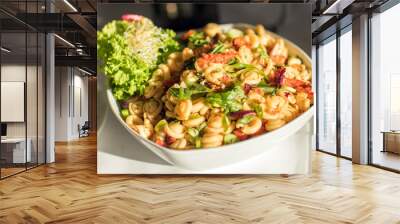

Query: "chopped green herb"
<box><xmin>120</xmin><ymin>108</ymin><xmax>129</xmax><ymax>119</ymax></box>
<box><xmin>257</xmin><ymin>45</ymin><xmax>268</xmax><ymax>59</ymax></box>
<box><xmin>168</xmin><ymin>83</ymin><xmax>211</xmax><ymax>100</ymax></box>
<box><xmin>230</xmin><ymin>62</ymin><xmax>255</xmax><ymax>70</ymax></box>
<box><xmin>254</xmin><ymin>105</ymin><xmax>264</xmax><ymax>118</ymax></box>
<box><xmin>237</xmin><ymin>114</ymin><xmax>255</xmax><ymax>126</ymax></box>
<box><xmin>155</xmin><ymin>119</ymin><xmax>168</xmax><ymax>133</ymax></box>
<box><xmin>222</xmin><ymin>114</ymin><xmax>231</xmax><ymax>131</ymax></box>
<box><xmin>198</xmin><ymin>122</ymin><xmax>207</xmax><ymax>132</ymax></box>
<box><xmin>195</xmin><ymin>137</ymin><xmax>202</xmax><ymax>148</ymax></box>
<box><xmin>224</xmin><ymin>133</ymin><xmax>239</xmax><ymax>144</ymax></box>
<box><xmin>188</xmin><ymin>128</ymin><xmax>200</xmax><ymax>138</ymax></box>
<box><xmin>257</xmin><ymin>81</ymin><xmax>277</xmax><ymax>95</ymax></box>
<box><xmin>228</xmin><ymin>57</ymin><xmax>239</xmax><ymax>65</ymax></box>
<box><xmin>210</xmin><ymin>42</ymin><xmax>226</xmax><ymax>54</ymax></box>
<box><xmin>188</xmin><ymin>32</ymin><xmax>209</xmax><ymax>47</ymax></box>
<box><xmin>206</xmin><ymin>85</ymin><xmax>245</xmax><ymax>113</ymax></box>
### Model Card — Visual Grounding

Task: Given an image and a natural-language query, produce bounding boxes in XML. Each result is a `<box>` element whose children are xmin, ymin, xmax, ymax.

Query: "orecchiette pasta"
<box><xmin>265</xmin><ymin>119</ymin><xmax>286</xmax><ymax>131</ymax></box>
<box><xmin>183</xmin><ymin>114</ymin><xmax>206</xmax><ymax>128</ymax></box>
<box><xmin>239</xmin><ymin>116</ymin><xmax>262</xmax><ymax>135</ymax></box>
<box><xmin>170</xmin><ymin>138</ymin><xmax>187</xmax><ymax>149</ymax></box>
<box><xmin>282</xmin><ymin>104</ymin><xmax>300</xmax><ymax>122</ymax></box>
<box><xmin>128</xmin><ymin>99</ymin><xmax>144</xmax><ymax>116</ymax></box>
<box><xmin>204</xmin><ymin>113</ymin><xmax>225</xmax><ymax>135</ymax></box>
<box><xmin>175</xmin><ymin>99</ymin><xmax>192</xmax><ymax>120</ymax></box>
<box><xmin>262</xmin><ymin>95</ymin><xmax>288</xmax><ymax>120</ymax></box>
<box><xmin>296</xmin><ymin>92</ymin><xmax>311</xmax><ymax>112</ymax></box>
<box><xmin>246</xmin><ymin>33</ymin><xmax>261</xmax><ymax>49</ymax></box>
<box><xmin>204</xmin><ymin>23</ymin><xmax>221</xmax><ymax>37</ymax></box>
<box><xmin>143</xmin><ymin>99</ymin><xmax>162</xmax><ymax>118</ymax></box>
<box><xmin>240</xmin><ymin>70</ymin><xmax>262</xmax><ymax>86</ymax></box>
<box><xmin>144</xmin><ymin>52</ymin><xmax>186</xmax><ymax>99</ymax></box>
<box><xmin>182</xmin><ymin>47</ymin><xmax>194</xmax><ymax>61</ymax></box>
<box><xmin>144</xmin><ymin>82</ymin><xmax>164</xmax><ymax>99</ymax></box>
<box><xmin>202</xmin><ymin>133</ymin><xmax>224</xmax><ymax>148</ymax></box>
<box><xmin>247</xmin><ymin>88</ymin><xmax>265</xmax><ymax>104</ymax></box>
<box><xmin>181</xmin><ymin>70</ymin><xmax>198</xmax><ymax>86</ymax></box>
<box><xmin>191</xmin><ymin>97</ymin><xmax>209</xmax><ymax>115</ymax></box>
<box><xmin>270</xmin><ymin>39</ymin><xmax>288</xmax><ymax>66</ymax></box>
<box><xmin>126</xmin><ymin>114</ymin><xmax>143</xmax><ymax>127</ymax></box>
<box><xmin>167</xmin><ymin>52</ymin><xmax>184</xmax><ymax>72</ymax></box>
<box><xmin>238</xmin><ymin>46</ymin><xmax>253</xmax><ymax>64</ymax></box>
<box><xmin>117</xmin><ymin>23</ymin><xmax>313</xmax><ymax>149</ymax></box>
<box><xmin>165</xmin><ymin>121</ymin><xmax>185</xmax><ymax>139</ymax></box>
<box><xmin>204</xmin><ymin>63</ymin><xmax>226</xmax><ymax>87</ymax></box>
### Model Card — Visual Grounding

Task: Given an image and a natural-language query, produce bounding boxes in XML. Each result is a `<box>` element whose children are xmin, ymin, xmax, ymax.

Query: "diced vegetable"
<box><xmin>188</xmin><ymin>128</ymin><xmax>200</xmax><ymax>138</ymax></box>
<box><xmin>224</xmin><ymin>134</ymin><xmax>239</xmax><ymax>144</ymax></box>
<box><xmin>120</xmin><ymin>109</ymin><xmax>129</xmax><ymax>119</ymax></box>
<box><xmin>188</xmin><ymin>31</ymin><xmax>209</xmax><ymax>47</ymax></box>
<box><xmin>229</xmin><ymin>110</ymin><xmax>256</xmax><ymax>120</ymax></box>
<box><xmin>254</xmin><ymin>105</ymin><xmax>264</xmax><ymax>118</ymax></box>
<box><xmin>210</xmin><ymin>42</ymin><xmax>226</xmax><ymax>54</ymax></box>
<box><xmin>257</xmin><ymin>81</ymin><xmax>277</xmax><ymax>95</ymax></box>
<box><xmin>155</xmin><ymin>119</ymin><xmax>168</xmax><ymax>133</ymax></box>
<box><xmin>195</xmin><ymin>138</ymin><xmax>202</xmax><ymax>148</ymax></box>
<box><xmin>236</xmin><ymin>114</ymin><xmax>255</xmax><ymax>126</ymax></box>
<box><xmin>257</xmin><ymin>45</ymin><xmax>268</xmax><ymax>59</ymax></box>
<box><xmin>233</xmin><ymin>129</ymin><xmax>248</xmax><ymax>141</ymax></box>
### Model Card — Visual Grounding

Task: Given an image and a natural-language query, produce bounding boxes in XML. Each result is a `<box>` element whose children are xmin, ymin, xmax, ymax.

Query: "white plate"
<box><xmin>106</xmin><ymin>24</ymin><xmax>314</xmax><ymax>171</ymax></box>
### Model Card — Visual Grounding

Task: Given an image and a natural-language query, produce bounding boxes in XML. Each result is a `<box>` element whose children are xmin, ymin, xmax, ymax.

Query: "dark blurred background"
<box><xmin>98</xmin><ymin>3</ymin><xmax>311</xmax><ymax>55</ymax></box>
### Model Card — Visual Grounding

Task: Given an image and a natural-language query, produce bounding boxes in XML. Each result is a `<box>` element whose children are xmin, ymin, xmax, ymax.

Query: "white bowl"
<box><xmin>106</xmin><ymin>24</ymin><xmax>314</xmax><ymax>171</ymax></box>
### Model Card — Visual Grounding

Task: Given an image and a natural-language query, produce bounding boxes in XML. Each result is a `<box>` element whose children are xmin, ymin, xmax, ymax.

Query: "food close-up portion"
<box><xmin>98</xmin><ymin>15</ymin><xmax>313</xmax><ymax>150</ymax></box>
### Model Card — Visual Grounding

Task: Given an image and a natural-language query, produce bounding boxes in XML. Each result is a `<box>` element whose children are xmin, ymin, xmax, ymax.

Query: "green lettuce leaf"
<box><xmin>97</xmin><ymin>18</ymin><xmax>181</xmax><ymax>100</ymax></box>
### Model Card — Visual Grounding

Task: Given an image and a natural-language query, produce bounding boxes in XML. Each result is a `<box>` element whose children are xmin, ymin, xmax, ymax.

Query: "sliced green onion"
<box><xmin>155</xmin><ymin>119</ymin><xmax>168</xmax><ymax>133</ymax></box>
<box><xmin>121</xmin><ymin>109</ymin><xmax>129</xmax><ymax>119</ymax></box>
<box><xmin>224</xmin><ymin>133</ymin><xmax>239</xmax><ymax>144</ymax></box>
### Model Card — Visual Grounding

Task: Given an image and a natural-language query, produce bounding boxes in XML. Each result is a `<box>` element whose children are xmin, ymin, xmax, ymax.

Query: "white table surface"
<box><xmin>1</xmin><ymin>138</ymin><xmax>26</xmax><ymax>144</ymax></box>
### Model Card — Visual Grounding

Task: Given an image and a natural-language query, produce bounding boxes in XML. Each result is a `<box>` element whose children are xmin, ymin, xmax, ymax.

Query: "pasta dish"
<box><xmin>98</xmin><ymin>15</ymin><xmax>313</xmax><ymax>150</ymax></box>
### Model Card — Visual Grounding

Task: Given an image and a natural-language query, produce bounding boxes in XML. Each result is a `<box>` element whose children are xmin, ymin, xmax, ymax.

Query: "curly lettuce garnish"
<box><xmin>97</xmin><ymin>15</ymin><xmax>181</xmax><ymax>100</ymax></box>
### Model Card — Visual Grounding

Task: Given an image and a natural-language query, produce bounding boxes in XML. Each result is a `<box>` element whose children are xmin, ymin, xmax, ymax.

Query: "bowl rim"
<box><xmin>105</xmin><ymin>23</ymin><xmax>313</xmax><ymax>153</ymax></box>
